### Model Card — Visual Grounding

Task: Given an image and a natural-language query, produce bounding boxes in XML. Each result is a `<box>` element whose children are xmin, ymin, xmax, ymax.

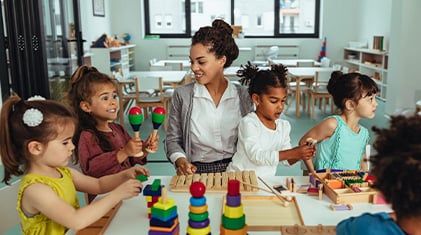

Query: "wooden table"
<box><xmin>288</xmin><ymin>67</ymin><xmax>335</xmax><ymax>117</ymax></box>
<box><xmin>69</xmin><ymin>176</ymin><xmax>391</xmax><ymax>235</ymax></box>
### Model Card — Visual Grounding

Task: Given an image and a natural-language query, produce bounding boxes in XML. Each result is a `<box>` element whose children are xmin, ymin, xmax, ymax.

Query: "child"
<box><xmin>226</xmin><ymin>63</ymin><xmax>315</xmax><ymax>176</ymax></box>
<box><xmin>337</xmin><ymin>115</ymin><xmax>421</xmax><ymax>235</ymax></box>
<box><xmin>300</xmin><ymin>71</ymin><xmax>379</xmax><ymax>173</ymax></box>
<box><xmin>0</xmin><ymin>95</ymin><xmax>148</xmax><ymax>234</ymax></box>
<box><xmin>67</xmin><ymin>65</ymin><xmax>158</xmax><ymax>201</ymax></box>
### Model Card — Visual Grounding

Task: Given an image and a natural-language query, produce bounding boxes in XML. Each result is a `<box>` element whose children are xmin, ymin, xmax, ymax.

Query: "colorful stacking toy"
<box><xmin>149</xmin><ymin>187</ymin><xmax>179</xmax><ymax>235</ymax></box>
<box><xmin>220</xmin><ymin>180</ymin><xmax>247</xmax><ymax>235</ymax></box>
<box><xmin>146</xmin><ymin>107</ymin><xmax>166</xmax><ymax>153</ymax></box>
<box><xmin>187</xmin><ymin>181</ymin><xmax>211</xmax><ymax>235</ymax></box>
<box><xmin>143</xmin><ymin>179</ymin><xmax>162</xmax><ymax>218</ymax></box>
<box><xmin>128</xmin><ymin>106</ymin><xmax>144</xmax><ymax>157</ymax></box>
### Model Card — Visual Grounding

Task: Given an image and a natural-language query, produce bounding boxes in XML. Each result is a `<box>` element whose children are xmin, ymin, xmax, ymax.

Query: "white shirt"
<box><xmin>227</xmin><ymin>112</ymin><xmax>291</xmax><ymax>177</ymax></box>
<box><xmin>169</xmin><ymin>80</ymin><xmax>241</xmax><ymax>163</ymax></box>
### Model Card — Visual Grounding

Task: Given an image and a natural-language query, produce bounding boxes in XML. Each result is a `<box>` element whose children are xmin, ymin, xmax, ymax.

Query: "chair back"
<box><xmin>297</xmin><ymin>61</ymin><xmax>315</xmax><ymax>67</ymax></box>
<box><xmin>0</xmin><ymin>181</ymin><xmax>20</xmax><ymax>233</ymax></box>
<box><xmin>135</xmin><ymin>76</ymin><xmax>163</xmax><ymax>95</ymax></box>
<box><xmin>314</xmin><ymin>70</ymin><xmax>332</xmax><ymax>91</ymax></box>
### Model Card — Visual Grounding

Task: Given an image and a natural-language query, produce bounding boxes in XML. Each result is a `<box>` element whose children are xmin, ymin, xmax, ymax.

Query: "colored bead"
<box><xmin>190</xmin><ymin>196</ymin><xmax>206</xmax><ymax>207</ymax></box>
<box><xmin>221</xmin><ymin>214</ymin><xmax>246</xmax><ymax>230</ymax></box>
<box><xmin>223</xmin><ymin>204</ymin><xmax>244</xmax><ymax>219</ymax></box>
<box><xmin>189</xmin><ymin>204</ymin><xmax>208</xmax><ymax>214</ymax></box>
<box><xmin>188</xmin><ymin>218</ymin><xmax>210</xmax><ymax>229</ymax></box>
<box><xmin>188</xmin><ymin>211</ymin><xmax>209</xmax><ymax>222</ymax></box>
<box><xmin>220</xmin><ymin>225</ymin><xmax>248</xmax><ymax>235</ymax></box>
<box><xmin>227</xmin><ymin>180</ymin><xmax>240</xmax><ymax>196</ymax></box>
<box><xmin>190</xmin><ymin>181</ymin><xmax>206</xmax><ymax>198</ymax></box>
<box><xmin>186</xmin><ymin>225</ymin><xmax>210</xmax><ymax>235</ymax></box>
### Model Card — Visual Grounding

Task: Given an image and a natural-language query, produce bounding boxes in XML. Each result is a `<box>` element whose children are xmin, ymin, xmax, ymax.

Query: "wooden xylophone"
<box><xmin>169</xmin><ymin>171</ymin><xmax>259</xmax><ymax>193</ymax></box>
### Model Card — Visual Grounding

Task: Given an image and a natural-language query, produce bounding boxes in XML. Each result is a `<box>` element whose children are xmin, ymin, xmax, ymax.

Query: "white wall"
<box><xmin>80</xmin><ymin>0</ymin><xmax>112</xmax><ymax>51</ymax></box>
<box><xmin>386</xmin><ymin>0</ymin><xmax>421</xmax><ymax>114</ymax></box>
<box><xmin>106</xmin><ymin>0</ymin><xmax>361</xmax><ymax>70</ymax></box>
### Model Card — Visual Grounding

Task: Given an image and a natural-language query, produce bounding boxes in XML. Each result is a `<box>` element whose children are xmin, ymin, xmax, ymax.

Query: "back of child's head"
<box><xmin>327</xmin><ymin>71</ymin><xmax>379</xmax><ymax>110</ymax></box>
<box><xmin>237</xmin><ymin>61</ymin><xmax>288</xmax><ymax>96</ymax></box>
<box><xmin>192</xmin><ymin>19</ymin><xmax>238</xmax><ymax>68</ymax></box>
<box><xmin>0</xmin><ymin>95</ymin><xmax>76</xmax><ymax>184</ymax></box>
<box><xmin>371</xmin><ymin>115</ymin><xmax>421</xmax><ymax>220</ymax></box>
<box><xmin>67</xmin><ymin>65</ymin><xmax>116</xmax><ymax>162</ymax></box>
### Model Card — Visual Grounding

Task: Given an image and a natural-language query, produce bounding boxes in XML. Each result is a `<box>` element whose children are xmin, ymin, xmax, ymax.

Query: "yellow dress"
<box><xmin>17</xmin><ymin>167</ymin><xmax>80</xmax><ymax>235</ymax></box>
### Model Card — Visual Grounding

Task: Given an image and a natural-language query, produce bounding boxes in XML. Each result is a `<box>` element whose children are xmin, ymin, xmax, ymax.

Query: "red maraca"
<box><xmin>128</xmin><ymin>106</ymin><xmax>144</xmax><ymax>157</ymax></box>
<box><xmin>145</xmin><ymin>107</ymin><xmax>166</xmax><ymax>153</ymax></box>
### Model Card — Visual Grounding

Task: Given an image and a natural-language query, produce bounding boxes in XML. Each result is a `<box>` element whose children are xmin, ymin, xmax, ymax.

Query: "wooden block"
<box><xmin>222</xmin><ymin>172</ymin><xmax>228</xmax><ymax>190</ymax></box>
<box><xmin>235</xmin><ymin>171</ymin><xmax>244</xmax><ymax>191</ymax></box>
<box><xmin>249</xmin><ymin>171</ymin><xmax>258</xmax><ymax>192</ymax></box>
<box><xmin>214</xmin><ymin>173</ymin><xmax>222</xmax><ymax>190</ymax></box>
<box><xmin>207</xmin><ymin>173</ymin><xmax>214</xmax><ymax>189</ymax></box>
<box><xmin>200</xmin><ymin>173</ymin><xmax>208</xmax><ymax>186</ymax></box>
<box><xmin>228</xmin><ymin>171</ymin><xmax>236</xmax><ymax>180</ymax></box>
<box><xmin>242</xmin><ymin>171</ymin><xmax>250</xmax><ymax>191</ymax></box>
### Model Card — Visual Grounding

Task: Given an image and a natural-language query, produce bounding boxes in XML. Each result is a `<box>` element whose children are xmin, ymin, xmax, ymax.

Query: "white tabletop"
<box><xmin>99</xmin><ymin>176</ymin><xmax>391</xmax><ymax>235</ymax></box>
<box><xmin>287</xmin><ymin>67</ymin><xmax>336</xmax><ymax>78</ymax></box>
<box><xmin>151</xmin><ymin>60</ymin><xmax>190</xmax><ymax>69</ymax></box>
<box><xmin>129</xmin><ymin>71</ymin><xmax>187</xmax><ymax>84</ymax></box>
<box><xmin>270</xmin><ymin>59</ymin><xmax>321</xmax><ymax>67</ymax></box>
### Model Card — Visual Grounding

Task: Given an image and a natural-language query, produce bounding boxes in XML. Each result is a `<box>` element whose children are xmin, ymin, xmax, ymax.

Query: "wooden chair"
<box><xmin>307</xmin><ymin>71</ymin><xmax>334</xmax><ymax>118</ymax></box>
<box><xmin>286</xmin><ymin>62</ymin><xmax>314</xmax><ymax>114</ymax></box>
<box><xmin>133</xmin><ymin>76</ymin><xmax>168</xmax><ymax>120</ymax></box>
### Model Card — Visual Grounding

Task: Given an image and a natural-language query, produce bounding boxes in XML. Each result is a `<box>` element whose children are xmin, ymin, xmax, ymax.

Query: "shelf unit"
<box><xmin>344</xmin><ymin>47</ymin><xmax>388</xmax><ymax>101</ymax></box>
<box><xmin>91</xmin><ymin>44</ymin><xmax>136</xmax><ymax>78</ymax></box>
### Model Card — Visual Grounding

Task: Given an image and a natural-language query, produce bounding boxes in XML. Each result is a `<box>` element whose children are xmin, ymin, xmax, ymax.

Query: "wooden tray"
<box><xmin>169</xmin><ymin>171</ymin><xmax>258</xmax><ymax>193</ymax></box>
<box><xmin>76</xmin><ymin>201</ymin><xmax>122</xmax><ymax>235</ymax></box>
<box><xmin>222</xmin><ymin>195</ymin><xmax>304</xmax><ymax>231</ymax></box>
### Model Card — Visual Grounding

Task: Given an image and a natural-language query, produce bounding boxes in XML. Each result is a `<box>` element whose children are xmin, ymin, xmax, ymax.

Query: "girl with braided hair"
<box><xmin>337</xmin><ymin>115</ymin><xmax>421</xmax><ymax>235</ymax></box>
<box><xmin>226</xmin><ymin>63</ymin><xmax>315</xmax><ymax>177</ymax></box>
<box><xmin>166</xmin><ymin>19</ymin><xmax>253</xmax><ymax>175</ymax></box>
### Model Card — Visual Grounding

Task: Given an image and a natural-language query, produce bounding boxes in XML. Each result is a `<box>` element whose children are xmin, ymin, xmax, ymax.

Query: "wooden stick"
<box><xmin>257</xmin><ymin>177</ymin><xmax>291</xmax><ymax>206</ymax></box>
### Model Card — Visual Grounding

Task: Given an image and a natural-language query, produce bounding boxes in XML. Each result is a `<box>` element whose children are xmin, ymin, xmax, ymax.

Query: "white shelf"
<box><xmin>91</xmin><ymin>44</ymin><xmax>136</xmax><ymax>77</ymax></box>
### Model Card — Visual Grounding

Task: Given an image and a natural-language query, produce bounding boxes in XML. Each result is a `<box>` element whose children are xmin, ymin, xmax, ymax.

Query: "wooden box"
<box><xmin>311</xmin><ymin>171</ymin><xmax>378</xmax><ymax>204</ymax></box>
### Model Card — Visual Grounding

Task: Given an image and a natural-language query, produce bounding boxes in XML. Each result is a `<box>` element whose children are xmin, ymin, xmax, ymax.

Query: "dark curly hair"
<box><xmin>192</xmin><ymin>19</ymin><xmax>238</xmax><ymax>68</ymax></box>
<box><xmin>327</xmin><ymin>72</ymin><xmax>379</xmax><ymax>111</ymax></box>
<box><xmin>371</xmin><ymin>115</ymin><xmax>421</xmax><ymax>220</ymax></box>
<box><xmin>66</xmin><ymin>65</ymin><xmax>117</xmax><ymax>163</ymax></box>
<box><xmin>237</xmin><ymin>61</ymin><xmax>288</xmax><ymax>96</ymax></box>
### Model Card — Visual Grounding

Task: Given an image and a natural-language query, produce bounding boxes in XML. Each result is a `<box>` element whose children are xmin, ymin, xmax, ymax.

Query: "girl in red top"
<box><xmin>67</xmin><ymin>66</ymin><xmax>158</xmax><ymax>201</ymax></box>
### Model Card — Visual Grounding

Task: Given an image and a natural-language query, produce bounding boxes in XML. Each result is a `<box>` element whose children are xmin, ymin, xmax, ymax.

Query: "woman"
<box><xmin>166</xmin><ymin>19</ymin><xmax>253</xmax><ymax>175</ymax></box>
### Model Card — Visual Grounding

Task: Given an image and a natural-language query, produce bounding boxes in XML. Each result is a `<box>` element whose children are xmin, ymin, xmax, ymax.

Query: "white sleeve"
<box><xmin>239</xmin><ymin>119</ymin><xmax>279</xmax><ymax>166</ymax></box>
<box><xmin>279</xmin><ymin>120</ymin><xmax>292</xmax><ymax>166</ymax></box>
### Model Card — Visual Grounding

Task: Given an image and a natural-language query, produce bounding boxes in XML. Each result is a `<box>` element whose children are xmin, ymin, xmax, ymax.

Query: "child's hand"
<box><xmin>175</xmin><ymin>158</ymin><xmax>197</xmax><ymax>175</ymax></box>
<box><xmin>144</xmin><ymin>133</ymin><xmax>159</xmax><ymax>152</ymax></box>
<box><xmin>123</xmin><ymin>166</ymin><xmax>150</xmax><ymax>179</ymax></box>
<box><xmin>110</xmin><ymin>179</ymin><xmax>142</xmax><ymax>201</ymax></box>
<box><xmin>294</xmin><ymin>145</ymin><xmax>316</xmax><ymax>160</ymax></box>
<box><xmin>123</xmin><ymin>138</ymin><xmax>143</xmax><ymax>157</ymax></box>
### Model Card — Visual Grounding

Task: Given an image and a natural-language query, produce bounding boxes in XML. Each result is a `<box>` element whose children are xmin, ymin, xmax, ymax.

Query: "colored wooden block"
<box><xmin>148</xmin><ymin>201</ymin><xmax>157</xmax><ymax>208</ymax></box>
<box><xmin>188</xmin><ymin>211</ymin><xmax>209</xmax><ymax>222</ymax></box>
<box><xmin>150</xmin><ymin>219</ymin><xmax>179</xmax><ymax>232</ymax></box>
<box><xmin>189</xmin><ymin>205</ymin><xmax>208</xmax><ymax>214</ymax></box>
<box><xmin>226</xmin><ymin>195</ymin><xmax>241</xmax><ymax>207</ymax></box>
<box><xmin>307</xmin><ymin>187</ymin><xmax>319</xmax><ymax>196</ymax></box>
<box><xmin>220</xmin><ymin>225</ymin><xmax>248</xmax><ymax>235</ymax></box>
<box><xmin>151</xmin><ymin>206</ymin><xmax>177</xmax><ymax>219</ymax></box>
<box><xmin>152</xmin><ymin>179</ymin><xmax>162</xmax><ymax>191</ymax></box>
<box><xmin>153</xmin><ymin>198</ymin><xmax>176</xmax><ymax>210</ymax></box>
<box><xmin>221</xmin><ymin>214</ymin><xmax>246</xmax><ymax>230</ymax></box>
<box><xmin>223</xmin><ymin>204</ymin><xmax>244</xmax><ymax>219</ymax></box>
<box><xmin>136</xmin><ymin>174</ymin><xmax>148</xmax><ymax>182</ymax></box>
<box><xmin>150</xmin><ymin>217</ymin><xmax>178</xmax><ymax>228</ymax></box>
<box><xmin>149</xmin><ymin>225</ymin><xmax>179</xmax><ymax>235</ymax></box>
<box><xmin>150</xmin><ymin>211</ymin><xmax>177</xmax><ymax>223</ymax></box>
<box><xmin>186</xmin><ymin>225</ymin><xmax>210</xmax><ymax>235</ymax></box>
<box><xmin>145</xmin><ymin>196</ymin><xmax>160</xmax><ymax>202</ymax></box>
<box><xmin>144</xmin><ymin>185</ymin><xmax>162</xmax><ymax>196</ymax></box>
<box><xmin>190</xmin><ymin>196</ymin><xmax>206</xmax><ymax>207</ymax></box>
<box><xmin>188</xmin><ymin>218</ymin><xmax>210</xmax><ymax>229</ymax></box>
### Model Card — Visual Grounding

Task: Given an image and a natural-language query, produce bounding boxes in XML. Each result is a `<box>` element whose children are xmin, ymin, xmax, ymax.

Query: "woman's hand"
<box><xmin>175</xmin><ymin>158</ymin><xmax>197</xmax><ymax>175</ymax></box>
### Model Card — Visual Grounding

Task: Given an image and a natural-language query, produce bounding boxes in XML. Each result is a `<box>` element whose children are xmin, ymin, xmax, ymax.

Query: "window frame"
<box><xmin>144</xmin><ymin>0</ymin><xmax>320</xmax><ymax>38</ymax></box>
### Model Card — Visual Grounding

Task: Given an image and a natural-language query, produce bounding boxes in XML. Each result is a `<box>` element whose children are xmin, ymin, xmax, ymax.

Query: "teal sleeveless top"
<box><xmin>314</xmin><ymin>115</ymin><xmax>369</xmax><ymax>170</ymax></box>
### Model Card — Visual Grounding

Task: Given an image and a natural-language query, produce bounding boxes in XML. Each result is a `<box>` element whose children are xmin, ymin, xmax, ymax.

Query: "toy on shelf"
<box><xmin>170</xmin><ymin>171</ymin><xmax>258</xmax><ymax>193</ymax></box>
<box><xmin>145</xmin><ymin>107</ymin><xmax>166</xmax><ymax>153</ymax></box>
<box><xmin>143</xmin><ymin>179</ymin><xmax>162</xmax><ymax>218</ymax></box>
<box><xmin>220</xmin><ymin>180</ymin><xmax>248</xmax><ymax>235</ymax></box>
<box><xmin>149</xmin><ymin>187</ymin><xmax>179</xmax><ymax>235</ymax></box>
<box><xmin>128</xmin><ymin>106</ymin><xmax>144</xmax><ymax>157</ymax></box>
<box><xmin>187</xmin><ymin>181</ymin><xmax>211</xmax><ymax>235</ymax></box>
<box><xmin>309</xmin><ymin>169</ymin><xmax>378</xmax><ymax>204</ymax></box>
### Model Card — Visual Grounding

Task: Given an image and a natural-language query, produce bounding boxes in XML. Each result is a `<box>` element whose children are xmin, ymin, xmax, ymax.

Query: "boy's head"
<box><xmin>371</xmin><ymin>115</ymin><xmax>421</xmax><ymax>222</ymax></box>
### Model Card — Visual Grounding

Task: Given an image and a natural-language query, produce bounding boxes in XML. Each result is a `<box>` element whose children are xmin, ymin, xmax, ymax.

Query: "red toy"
<box><xmin>190</xmin><ymin>181</ymin><xmax>206</xmax><ymax>198</ymax></box>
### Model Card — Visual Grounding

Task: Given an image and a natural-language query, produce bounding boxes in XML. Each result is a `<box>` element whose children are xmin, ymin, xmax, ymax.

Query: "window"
<box><xmin>144</xmin><ymin>0</ymin><xmax>319</xmax><ymax>38</ymax></box>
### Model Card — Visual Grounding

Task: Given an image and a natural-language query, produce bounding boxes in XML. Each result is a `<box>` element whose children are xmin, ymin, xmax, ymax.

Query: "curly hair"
<box><xmin>66</xmin><ymin>65</ymin><xmax>117</xmax><ymax>163</ymax></box>
<box><xmin>237</xmin><ymin>61</ymin><xmax>288</xmax><ymax>96</ymax></box>
<box><xmin>371</xmin><ymin>115</ymin><xmax>421</xmax><ymax>220</ymax></box>
<box><xmin>191</xmin><ymin>19</ymin><xmax>238</xmax><ymax>68</ymax></box>
<box><xmin>327</xmin><ymin>72</ymin><xmax>379</xmax><ymax>110</ymax></box>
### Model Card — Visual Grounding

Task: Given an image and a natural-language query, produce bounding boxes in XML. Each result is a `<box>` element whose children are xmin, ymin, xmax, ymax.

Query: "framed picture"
<box><xmin>92</xmin><ymin>0</ymin><xmax>105</xmax><ymax>17</ymax></box>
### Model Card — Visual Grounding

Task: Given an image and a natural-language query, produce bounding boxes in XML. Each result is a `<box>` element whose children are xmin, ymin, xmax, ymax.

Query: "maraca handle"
<box><xmin>133</xmin><ymin>131</ymin><xmax>144</xmax><ymax>157</ymax></box>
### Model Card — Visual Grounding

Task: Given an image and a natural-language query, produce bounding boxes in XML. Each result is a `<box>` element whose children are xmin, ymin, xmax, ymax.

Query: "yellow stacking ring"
<box><xmin>186</xmin><ymin>225</ymin><xmax>211</xmax><ymax>235</ymax></box>
<box><xmin>189</xmin><ymin>205</ymin><xmax>208</xmax><ymax>214</ymax></box>
<box><xmin>223</xmin><ymin>204</ymin><xmax>244</xmax><ymax>218</ymax></box>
